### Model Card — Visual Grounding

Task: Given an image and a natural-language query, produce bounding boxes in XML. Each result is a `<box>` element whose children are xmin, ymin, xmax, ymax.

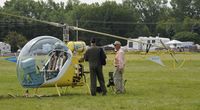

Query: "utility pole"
<box><xmin>63</xmin><ymin>24</ymin><xmax>69</xmax><ymax>43</ymax></box>
<box><xmin>76</xmin><ymin>20</ymin><xmax>79</xmax><ymax>41</ymax></box>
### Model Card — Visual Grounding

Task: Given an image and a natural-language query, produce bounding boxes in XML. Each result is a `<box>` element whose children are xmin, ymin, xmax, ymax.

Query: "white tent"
<box><xmin>166</xmin><ymin>40</ymin><xmax>182</xmax><ymax>45</ymax></box>
<box><xmin>165</xmin><ymin>40</ymin><xmax>182</xmax><ymax>48</ymax></box>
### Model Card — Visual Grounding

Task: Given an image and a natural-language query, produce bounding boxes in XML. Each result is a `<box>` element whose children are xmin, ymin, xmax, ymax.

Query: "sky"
<box><xmin>0</xmin><ymin>0</ymin><xmax>123</xmax><ymax>7</ymax></box>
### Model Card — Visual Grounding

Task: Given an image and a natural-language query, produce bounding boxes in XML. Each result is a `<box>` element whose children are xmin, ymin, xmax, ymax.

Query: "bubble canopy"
<box><xmin>17</xmin><ymin>36</ymin><xmax>69</xmax><ymax>88</ymax></box>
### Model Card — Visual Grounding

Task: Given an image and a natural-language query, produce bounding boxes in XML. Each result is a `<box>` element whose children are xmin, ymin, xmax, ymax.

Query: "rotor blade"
<box><xmin>160</xmin><ymin>39</ymin><xmax>178</xmax><ymax>63</ymax></box>
<box><xmin>71</xmin><ymin>26</ymin><xmax>165</xmax><ymax>48</ymax></box>
<box><xmin>70</xmin><ymin>26</ymin><xmax>128</xmax><ymax>40</ymax></box>
<box><xmin>160</xmin><ymin>39</ymin><xmax>170</xmax><ymax>50</ymax></box>
<box><xmin>0</xmin><ymin>12</ymin><xmax>64</xmax><ymax>27</ymax></box>
<box><xmin>0</xmin><ymin>12</ymin><xmax>179</xmax><ymax>63</ymax></box>
<box><xmin>72</xmin><ymin>26</ymin><xmax>180</xmax><ymax>63</ymax></box>
<box><xmin>71</xmin><ymin>26</ymin><xmax>151</xmax><ymax>45</ymax></box>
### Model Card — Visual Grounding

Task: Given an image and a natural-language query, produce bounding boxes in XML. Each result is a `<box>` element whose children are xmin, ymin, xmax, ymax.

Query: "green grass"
<box><xmin>0</xmin><ymin>53</ymin><xmax>200</xmax><ymax>110</ymax></box>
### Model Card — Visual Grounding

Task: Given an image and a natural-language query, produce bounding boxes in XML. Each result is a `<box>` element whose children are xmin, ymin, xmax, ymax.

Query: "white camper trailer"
<box><xmin>126</xmin><ymin>36</ymin><xmax>170</xmax><ymax>51</ymax></box>
<box><xmin>0</xmin><ymin>42</ymin><xmax>11</xmax><ymax>53</ymax></box>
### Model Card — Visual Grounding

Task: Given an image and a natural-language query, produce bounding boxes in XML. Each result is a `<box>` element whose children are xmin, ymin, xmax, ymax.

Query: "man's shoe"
<box><xmin>91</xmin><ymin>93</ymin><xmax>96</xmax><ymax>96</ymax></box>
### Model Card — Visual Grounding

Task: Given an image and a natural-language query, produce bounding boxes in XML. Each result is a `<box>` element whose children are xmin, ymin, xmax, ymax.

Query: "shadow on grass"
<box><xmin>0</xmin><ymin>93</ymin><xmax>90</xmax><ymax>100</ymax></box>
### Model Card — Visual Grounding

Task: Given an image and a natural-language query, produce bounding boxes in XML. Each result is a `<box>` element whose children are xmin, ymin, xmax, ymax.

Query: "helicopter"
<box><xmin>0</xmin><ymin>12</ymin><xmax>185</xmax><ymax>97</ymax></box>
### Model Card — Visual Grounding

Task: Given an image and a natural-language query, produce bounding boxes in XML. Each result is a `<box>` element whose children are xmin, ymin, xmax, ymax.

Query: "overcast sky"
<box><xmin>0</xmin><ymin>0</ymin><xmax>123</xmax><ymax>7</ymax></box>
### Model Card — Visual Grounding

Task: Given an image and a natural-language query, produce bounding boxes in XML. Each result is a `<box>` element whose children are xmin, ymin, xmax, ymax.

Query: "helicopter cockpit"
<box><xmin>17</xmin><ymin>36</ymin><xmax>72</xmax><ymax>88</ymax></box>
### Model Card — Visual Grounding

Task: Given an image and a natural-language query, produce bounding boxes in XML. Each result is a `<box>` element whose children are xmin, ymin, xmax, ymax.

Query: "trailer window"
<box><xmin>129</xmin><ymin>42</ymin><xmax>133</xmax><ymax>48</ymax></box>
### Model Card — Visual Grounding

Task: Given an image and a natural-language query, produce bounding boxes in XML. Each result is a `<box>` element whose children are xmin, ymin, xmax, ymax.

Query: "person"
<box><xmin>113</xmin><ymin>41</ymin><xmax>125</xmax><ymax>94</ymax></box>
<box><xmin>84</xmin><ymin>38</ymin><xmax>107</xmax><ymax>96</ymax></box>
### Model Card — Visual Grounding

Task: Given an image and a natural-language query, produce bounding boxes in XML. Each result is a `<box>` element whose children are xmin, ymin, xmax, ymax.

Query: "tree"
<box><xmin>170</xmin><ymin>0</ymin><xmax>200</xmax><ymax>20</ymax></box>
<box><xmin>133</xmin><ymin>25</ymin><xmax>151</xmax><ymax>37</ymax></box>
<box><xmin>2</xmin><ymin>0</ymin><xmax>64</xmax><ymax>40</ymax></box>
<box><xmin>65</xmin><ymin>0</ymin><xmax>80</xmax><ymax>10</ymax></box>
<box><xmin>193</xmin><ymin>0</ymin><xmax>200</xmax><ymax>18</ymax></box>
<box><xmin>1</xmin><ymin>0</ymin><xmax>199</xmax><ymax>46</ymax></box>
<box><xmin>69</xmin><ymin>1</ymin><xmax>139</xmax><ymax>45</ymax></box>
<box><xmin>192</xmin><ymin>23</ymin><xmax>200</xmax><ymax>35</ymax></box>
<box><xmin>4</xmin><ymin>32</ymin><xmax>27</xmax><ymax>52</ymax></box>
<box><xmin>172</xmin><ymin>31</ymin><xmax>200</xmax><ymax>44</ymax></box>
<box><xmin>123</xmin><ymin>0</ymin><xmax>170</xmax><ymax>36</ymax></box>
<box><xmin>156</xmin><ymin>17</ymin><xmax>180</xmax><ymax>38</ymax></box>
<box><xmin>182</xmin><ymin>17</ymin><xmax>200</xmax><ymax>35</ymax></box>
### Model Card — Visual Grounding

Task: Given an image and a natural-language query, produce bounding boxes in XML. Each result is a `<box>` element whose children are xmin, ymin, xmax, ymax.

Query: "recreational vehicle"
<box><xmin>126</xmin><ymin>36</ymin><xmax>170</xmax><ymax>51</ymax></box>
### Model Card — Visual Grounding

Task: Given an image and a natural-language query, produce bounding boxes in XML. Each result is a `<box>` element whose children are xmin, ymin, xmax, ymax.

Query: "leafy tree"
<box><xmin>170</xmin><ymin>0</ymin><xmax>200</xmax><ymax>20</ymax></box>
<box><xmin>172</xmin><ymin>31</ymin><xmax>200</xmax><ymax>44</ymax></box>
<box><xmin>3</xmin><ymin>32</ymin><xmax>27</xmax><ymax>52</ymax></box>
<box><xmin>193</xmin><ymin>0</ymin><xmax>200</xmax><ymax>18</ymax></box>
<box><xmin>156</xmin><ymin>18</ymin><xmax>180</xmax><ymax>38</ymax></box>
<box><xmin>2</xmin><ymin>0</ymin><xmax>64</xmax><ymax>40</ymax></box>
<box><xmin>70</xmin><ymin>1</ymin><xmax>139</xmax><ymax>45</ymax></box>
<box><xmin>133</xmin><ymin>25</ymin><xmax>151</xmax><ymax>37</ymax></box>
<box><xmin>1</xmin><ymin>0</ymin><xmax>199</xmax><ymax>46</ymax></box>
<box><xmin>123</xmin><ymin>0</ymin><xmax>170</xmax><ymax>36</ymax></box>
<box><xmin>65</xmin><ymin>0</ymin><xmax>80</xmax><ymax>10</ymax></box>
<box><xmin>182</xmin><ymin>17</ymin><xmax>200</xmax><ymax>35</ymax></box>
<box><xmin>191</xmin><ymin>23</ymin><xmax>200</xmax><ymax>35</ymax></box>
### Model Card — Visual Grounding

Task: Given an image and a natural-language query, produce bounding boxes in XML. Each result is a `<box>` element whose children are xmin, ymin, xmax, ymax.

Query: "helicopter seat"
<box><xmin>44</xmin><ymin>70</ymin><xmax>59</xmax><ymax>80</ymax></box>
<box><xmin>44</xmin><ymin>51</ymin><xmax>66</xmax><ymax>80</ymax></box>
<box><xmin>21</xmin><ymin>58</ymin><xmax>44</xmax><ymax>87</ymax></box>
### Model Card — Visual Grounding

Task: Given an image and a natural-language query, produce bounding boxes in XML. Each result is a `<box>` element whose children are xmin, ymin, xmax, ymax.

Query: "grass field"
<box><xmin>0</xmin><ymin>53</ymin><xmax>200</xmax><ymax>110</ymax></box>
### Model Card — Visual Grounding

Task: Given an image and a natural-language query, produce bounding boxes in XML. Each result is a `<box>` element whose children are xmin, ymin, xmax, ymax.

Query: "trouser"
<box><xmin>90</xmin><ymin>66</ymin><xmax>107</xmax><ymax>96</ymax></box>
<box><xmin>113</xmin><ymin>67</ymin><xmax>124</xmax><ymax>93</ymax></box>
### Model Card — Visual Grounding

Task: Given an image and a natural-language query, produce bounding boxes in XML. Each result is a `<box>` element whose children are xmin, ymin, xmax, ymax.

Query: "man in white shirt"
<box><xmin>113</xmin><ymin>41</ymin><xmax>125</xmax><ymax>94</ymax></box>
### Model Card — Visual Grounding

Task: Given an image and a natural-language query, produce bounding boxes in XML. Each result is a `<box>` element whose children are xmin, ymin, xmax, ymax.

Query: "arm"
<box><xmin>100</xmin><ymin>48</ymin><xmax>107</xmax><ymax>59</ymax></box>
<box><xmin>118</xmin><ymin>51</ymin><xmax>125</xmax><ymax>70</ymax></box>
<box><xmin>100</xmin><ymin>48</ymin><xmax>107</xmax><ymax>65</ymax></box>
<box><xmin>84</xmin><ymin>50</ymin><xmax>89</xmax><ymax>61</ymax></box>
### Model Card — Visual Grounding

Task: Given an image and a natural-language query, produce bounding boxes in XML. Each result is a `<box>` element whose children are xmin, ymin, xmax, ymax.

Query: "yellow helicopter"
<box><xmin>1</xmin><ymin>12</ymin><xmax>185</xmax><ymax>97</ymax></box>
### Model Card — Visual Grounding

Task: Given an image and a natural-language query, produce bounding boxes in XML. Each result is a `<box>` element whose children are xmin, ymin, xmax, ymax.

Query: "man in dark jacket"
<box><xmin>84</xmin><ymin>38</ymin><xmax>107</xmax><ymax>96</ymax></box>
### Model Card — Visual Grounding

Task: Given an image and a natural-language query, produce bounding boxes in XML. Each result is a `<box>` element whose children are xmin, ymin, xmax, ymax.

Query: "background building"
<box><xmin>126</xmin><ymin>36</ymin><xmax>170</xmax><ymax>51</ymax></box>
<box><xmin>0</xmin><ymin>42</ymin><xmax>11</xmax><ymax>54</ymax></box>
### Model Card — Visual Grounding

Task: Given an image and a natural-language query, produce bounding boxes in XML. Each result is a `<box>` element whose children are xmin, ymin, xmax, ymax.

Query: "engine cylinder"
<box><xmin>67</xmin><ymin>41</ymin><xmax>86</xmax><ymax>54</ymax></box>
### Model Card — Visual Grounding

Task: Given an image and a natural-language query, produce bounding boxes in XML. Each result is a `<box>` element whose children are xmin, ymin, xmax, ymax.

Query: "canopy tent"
<box><xmin>165</xmin><ymin>40</ymin><xmax>183</xmax><ymax>48</ymax></box>
<box><xmin>165</xmin><ymin>40</ymin><xmax>182</xmax><ymax>45</ymax></box>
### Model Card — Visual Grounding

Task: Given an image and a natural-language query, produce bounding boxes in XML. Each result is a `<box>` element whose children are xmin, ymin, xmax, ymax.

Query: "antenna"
<box><xmin>76</xmin><ymin>20</ymin><xmax>79</xmax><ymax>41</ymax></box>
<box><xmin>63</xmin><ymin>24</ymin><xmax>69</xmax><ymax>43</ymax></box>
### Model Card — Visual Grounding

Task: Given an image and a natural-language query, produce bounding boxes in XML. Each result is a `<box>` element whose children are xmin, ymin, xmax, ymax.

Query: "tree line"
<box><xmin>0</xmin><ymin>0</ymin><xmax>199</xmax><ymax>52</ymax></box>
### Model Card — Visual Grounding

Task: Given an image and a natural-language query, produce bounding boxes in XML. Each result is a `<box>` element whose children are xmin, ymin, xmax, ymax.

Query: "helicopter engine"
<box><xmin>66</xmin><ymin>41</ymin><xmax>87</xmax><ymax>86</ymax></box>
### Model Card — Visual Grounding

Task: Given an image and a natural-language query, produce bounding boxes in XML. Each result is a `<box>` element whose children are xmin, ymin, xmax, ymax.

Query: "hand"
<box><xmin>117</xmin><ymin>67</ymin><xmax>124</xmax><ymax>73</ymax></box>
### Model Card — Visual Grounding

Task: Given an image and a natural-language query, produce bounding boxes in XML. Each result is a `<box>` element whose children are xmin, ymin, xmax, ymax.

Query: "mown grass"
<box><xmin>0</xmin><ymin>53</ymin><xmax>200</xmax><ymax>110</ymax></box>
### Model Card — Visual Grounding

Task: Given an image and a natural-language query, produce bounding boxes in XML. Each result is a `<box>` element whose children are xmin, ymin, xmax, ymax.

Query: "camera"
<box><xmin>107</xmin><ymin>72</ymin><xmax>115</xmax><ymax>87</ymax></box>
